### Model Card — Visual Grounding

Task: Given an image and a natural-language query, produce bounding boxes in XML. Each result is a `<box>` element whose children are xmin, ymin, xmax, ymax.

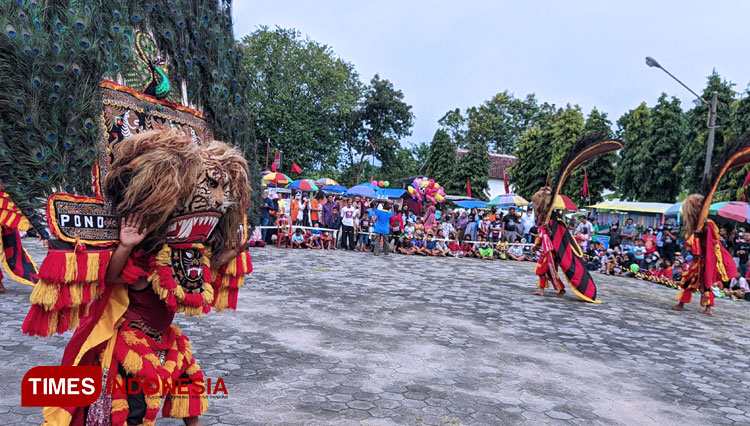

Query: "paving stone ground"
<box><xmin>2</xmin><ymin>239</ymin><xmax>750</xmax><ymax>425</ymax></box>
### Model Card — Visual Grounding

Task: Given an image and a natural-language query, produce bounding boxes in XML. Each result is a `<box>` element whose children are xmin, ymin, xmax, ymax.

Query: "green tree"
<box><xmin>615</xmin><ymin>103</ymin><xmax>652</xmax><ymax>201</ymax></box>
<box><xmin>562</xmin><ymin>108</ymin><xmax>615</xmax><ymax>205</ymax></box>
<box><xmin>640</xmin><ymin>94</ymin><xmax>687</xmax><ymax>202</ymax></box>
<box><xmin>549</xmin><ymin>104</ymin><xmax>585</xmax><ymax>181</ymax></box>
<box><xmin>425</xmin><ymin>129</ymin><xmax>459</xmax><ymax>193</ymax></box>
<box><xmin>455</xmin><ymin>139</ymin><xmax>491</xmax><ymax>200</ymax></box>
<box><xmin>353</xmin><ymin>74</ymin><xmax>414</xmax><ymax>184</ymax></box>
<box><xmin>438</xmin><ymin>108</ymin><xmax>468</xmax><ymax>148</ymax></box>
<box><xmin>680</xmin><ymin>71</ymin><xmax>737</xmax><ymax>194</ymax></box>
<box><xmin>466</xmin><ymin>92</ymin><xmax>545</xmax><ymax>154</ymax></box>
<box><xmin>512</xmin><ymin>126</ymin><xmax>550</xmax><ymax>199</ymax></box>
<box><xmin>241</xmin><ymin>27</ymin><xmax>362</xmax><ymax>171</ymax></box>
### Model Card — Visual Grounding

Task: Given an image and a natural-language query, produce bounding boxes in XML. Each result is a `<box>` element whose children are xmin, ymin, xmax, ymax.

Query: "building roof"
<box><xmin>456</xmin><ymin>149</ymin><xmax>516</xmax><ymax>180</ymax></box>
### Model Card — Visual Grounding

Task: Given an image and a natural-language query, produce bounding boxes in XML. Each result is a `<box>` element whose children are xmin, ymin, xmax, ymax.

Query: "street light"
<box><xmin>645</xmin><ymin>56</ymin><xmax>718</xmax><ymax>186</ymax></box>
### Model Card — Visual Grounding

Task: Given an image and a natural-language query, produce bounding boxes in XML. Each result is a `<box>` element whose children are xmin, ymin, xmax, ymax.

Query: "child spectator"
<box><xmin>633</xmin><ymin>239</ymin><xmax>646</xmax><ymax>264</ymax></box>
<box><xmin>489</xmin><ymin>216</ymin><xmax>502</xmax><ymax>243</ymax></box>
<box><xmin>460</xmin><ymin>237</ymin><xmax>475</xmax><ymax>258</ymax></box>
<box><xmin>355</xmin><ymin>212</ymin><xmax>370</xmax><ymax>252</ymax></box>
<box><xmin>424</xmin><ymin>233</ymin><xmax>441</xmax><ymax>256</ymax></box>
<box><xmin>672</xmin><ymin>264</ymin><xmax>684</xmax><ymax>285</ymax></box>
<box><xmin>291</xmin><ymin>228</ymin><xmax>305</xmax><ymax>249</ymax></box>
<box><xmin>310</xmin><ymin>223</ymin><xmax>323</xmax><ymax>249</ymax></box>
<box><xmin>575</xmin><ymin>228</ymin><xmax>589</xmax><ymax>251</ymax></box>
<box><xmin>320</xmin><ymin>229</ymin><xmax>333</xmax><ymax>250</ymax></box>
<box><xmin>434</xmin><ymin>231</ymin><xmax>450</xmax><ymax>256</ymax></box>
<box><xmin>329</xmin><ymin>207</ymin><xmax>342</xmax><ymax>249</ymax></box>
<box><xmin>399</xmin><ymin>236</ymin><xmax>416</xmax><ymax>255</ymax></box>
<box><xmin>477</xmin><ymin>236</ymin><xmax>494</xmax><ymax>260</ymax></box>
<box><xmin>447</xmin><ymin>234</ymin><xmax>462</xmax><ymax>257</ymax></box>
<box><xmin>495</xmin><ymin>237</ymin><xmax>509</xmax><ymax>260</ymax></box>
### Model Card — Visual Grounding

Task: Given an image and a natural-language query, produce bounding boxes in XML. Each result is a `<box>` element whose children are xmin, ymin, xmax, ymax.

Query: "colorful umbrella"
<box><xmin>346</xmin><ymin>185</ymin><xmax>376</xmax><ymax>198</ymax></box>
<box><xmin>553</xmin><ymin>195</ymin><xmax>578</xmax><ymax>211</ymax></box>
<box><xmin>289</xmin><ymin>179</ymin><xmax>319</xmax><ymax>192</ymax></box>
<box><xmin>709</xmin><ymin>201</ymin><xmax>750</xmax><ymax>223</ymax></box>
<box><xmin>315</xmin><ymin>178</ymin><xmax>339</xmax><ymax>186</ymax></box>
<box><xmin>262</xmin><ymin>172</ymin><xmax>291</xmax><ymax>186</ymax></box>
<box><xmin>487</xmin><ymin>193</ymin><xmax>529</xmax><ymax>207</ymax></box>
<box><xmin>321</xmin><ymin>184</ymin><xmax>347</xmax><ymax>193</ymax></box>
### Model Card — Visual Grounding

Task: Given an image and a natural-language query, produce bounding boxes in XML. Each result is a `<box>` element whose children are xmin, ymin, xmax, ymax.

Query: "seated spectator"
<box><xmin>672</xmin><ymin>264</ymin><xmax>684</xmax><ymax>285</ymax></box>
<box><xmin>727</xmin><ymin>272</ymin><xmax>750</xmax><ymax>300</ymax></box>
<box><xmin>310</xmin><ymin>223</ymin><xmax>323</xmax><ymax>249</ymax></box>
<box><xmin>447</xmin><ymin>235</ymin><xmax>462</xmax><ymax>257</ymax></box>
<box><xmin>507</xmin><ymin>242</ymin><xmax>525</xmax><ymax>261</ymax></box>
<box><xmin>398</xmin><ymin>236</ymin><xmax>416</xmax><ymax>255</ymax></box>
<box><xmin>433</xmin><ymin>232</ymin><xmax>450</xmax><ymax>256</ymax></box>
<box><xmin>320</xmin><ymin>230</ymin><xmax>333</xmax><ymax>250</ymax></box>
<box><xmin>291</xmin><ymin>229</ymin><xmax>305</xmax><ymax>249</ymax></box>
<box><xmin>477</xmin><ymin>236</ymin><xmax>494</xmax><ymax>260</ymax></box>
<box><xmin>633</xmin><ymin>239</ymin><xmax>646</xmax><ymax>264</ymax></box>
<box><xmin>495</xmin><ymin>237</ymin><xmax>509</xmax><ymax>260</ymax></box>
<box><xmin>423</xmin><ymin>233</ymin><xmax>441</xmax><ymax>256</ymax></box>
<box><xmin>460</xmin><ymin>237</ymin><xmax>476</xmax><ymax>258</ymax></box>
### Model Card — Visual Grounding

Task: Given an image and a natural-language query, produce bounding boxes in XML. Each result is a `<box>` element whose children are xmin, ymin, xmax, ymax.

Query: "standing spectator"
<box><xmin>521</xmin><ymin>208</ymin><xmax>536</xmax><ymax>244</ymax></box>
<box><xmin>620</xmin><ymin>218</ymin><xmax>636</xmax><ymax>251</ymax></box>
<box><xmin>609</xmin><ymin>222</ymin><xmax>621</xmax><ymax>249</ymax></box>
<box><xmin>356</xmin><ymin>212</ymin><xmax>371</xmax><ymax>252</ymax></box>
<box><xmin>456</xmin><ymin>211</ymin><xmax>469</xmax><ymax>242</ymax></box>
<box><xmin>340</xmin><ymin>198</ymin><xmax>357</xmax><ymax>250</ymax></box>
<box><xmin>733</xmin><ymin>232</ymin><xmax>750</xmax><ymax>278</ymax></box>
<box><xmin>311</xmin><ymin>191</ymin><xmax>324</xmax><ymax>226</ymax></box>
<box><xmin>467</xmin><ymin>210</ymin><xmax>480</xmax><ymax>242</ymax></box>
<box><xmin>321</xmin><ymin>194</ymin><xmax>335</xmax><ymax>228</ymax></box>
<box><xmin>590</xmin><ymin>218</ymin><xmax>600</xmax><ymax>243</ymax></box>
<box><xmin>662</xmin><ymin>224</ymin><xmax>678</xmax><ymax>263</ymax></box>
<box><xmin>259</xmin><ymin>189</ymin><xmax>275</xmax><ymax>243</ymax></box>
<box><xmin>643</xmin><ymin>227</ymin><xmax>657</xmax><ymax>252</ymax></box>
<box><xmin>440</xmin><ymin>216</ymin><xmax>456</xmax><ymax>241</ymax></box>
<box><xmin>372</xmin><ymin>202</ymin><xmax>395</xmax><ymax>256</ymax></box>
<box><xmin>423</xmin><ymin>205</ymin><xmax>437</xmax><ymax>228</ymax></box>
<box><xmin>328</xmin><ymin>207</ymin><xmax>342</xmax><ymax>249</ymax></box>
<box><xmin>290</xmin><ymin>193</ymin><xmax>304</xmax><ymax>226</ymax></box>
<box><xmin>488</xmin><ymin>215</ymin><xmax>502</xmax><ymax>243</ymax></box>
<box><xmin>576</xmin><ymin>216</ymin><xmax>594</xmax><ymax>236</ymax></box>
<box><xmin>502</xmin><ymin>207</ymin><xmax>522</xmax><ymax>243</ymax></box>
<box><xmin>656</xmin><ymin>226</ymin><xmax>665</xmax><ymax>256</ymax></box>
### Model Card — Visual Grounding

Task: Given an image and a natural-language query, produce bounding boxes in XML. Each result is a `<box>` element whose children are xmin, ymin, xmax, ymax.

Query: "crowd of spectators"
<box><xmin>257</xmin><ymin>188</ymin><xmax>750</xmax><ymax>302</ymax></box>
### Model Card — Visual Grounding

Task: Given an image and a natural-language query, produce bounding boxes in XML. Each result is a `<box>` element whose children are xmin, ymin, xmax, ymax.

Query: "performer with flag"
<box><xmin>672</xmin><ymin>135</ymin><xmax>750</xmax><ymax>315</ymax></box>
<box><xmin>530</xmin><ymin>132</ymin><xmax>623</xmax><ymax>302</ymax></box>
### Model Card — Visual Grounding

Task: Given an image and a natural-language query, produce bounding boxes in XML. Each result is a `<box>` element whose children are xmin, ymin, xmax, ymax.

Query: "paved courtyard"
<box><xmin>2</xmin><ymin>239</ymin><xmax>750</xmax><ymax>425</ymax></box>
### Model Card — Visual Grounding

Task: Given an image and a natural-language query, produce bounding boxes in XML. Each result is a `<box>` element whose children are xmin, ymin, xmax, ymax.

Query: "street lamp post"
<box><xmin>645</xmin><ymin>57</ymin><xmax>718</xmax><ymax>187</ymax></box>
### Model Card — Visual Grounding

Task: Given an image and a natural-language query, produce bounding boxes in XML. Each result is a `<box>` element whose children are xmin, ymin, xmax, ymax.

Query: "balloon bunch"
<box><xmin>407</xmin><ymin>177</ymin><xmax>445</xmax><ymax>204</ymax></box>
<box><xmin>371</xmin><ymin>180</ymin><xmax>390</xmax><ymax>188</ymax></box>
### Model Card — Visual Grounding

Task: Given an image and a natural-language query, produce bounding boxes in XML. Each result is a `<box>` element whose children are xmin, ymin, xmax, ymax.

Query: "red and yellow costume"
<box><xmin>676</xmin><ymin>220</ymin><xmax>735</xmax><ymax>308</ymax></box>
<box><xmin>531</xmin><ymin>133</ymin><xmax>623</xmax><ymax>303</ymax></box>
<box><xmin>675</xmin><ymin>143</ymin><xmax>750</xmax><ymax>310</ymax></box>
<box><xmin>23</xmin><ymin>125</ymin><xmax>251</xmax><ymax>426</ymax></box>
<box><xmin>0</xmin><ymin>191</ymin><xmax>39</xmax><ymax>287</ymax></box>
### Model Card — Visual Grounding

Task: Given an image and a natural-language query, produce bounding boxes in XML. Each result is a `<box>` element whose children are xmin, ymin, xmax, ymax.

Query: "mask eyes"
<box><xmin>206</xmin><ymin>175</ymin><xmax>219</xmax><ymax>189</ymax></box>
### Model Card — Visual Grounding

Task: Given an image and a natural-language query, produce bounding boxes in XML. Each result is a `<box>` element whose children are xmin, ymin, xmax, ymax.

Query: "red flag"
<box><xmin>742</xmin><ymin>167</ymin><xmax>750</xmax><ymax>201</ymax></box>
<box><xmin>466</xmin><ymin>179</ymin><xmax>471</xmax><ymax>198</ymax></box>
<box><xmin>503</xmin><ymin>171</ymin><xmax>510</xmax><ymax>194</ymax></box>
<box><xmin>583</xmin><ymin>167</ymin><xmax>589</xmax><ymax>199</ymax></box>
<box><xmin>291</xmin><ymin>163</ymin><xmax>302</xmax><ymax>174</ymax></box>
<box><xmin>271</xmin><ymin>162</ymin><xmax>277</xmax><ymax>172</ymax></box>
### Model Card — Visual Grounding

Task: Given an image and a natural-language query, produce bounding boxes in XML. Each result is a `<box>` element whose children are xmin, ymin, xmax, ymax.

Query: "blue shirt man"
<box><xmin>371</xmin><ymin>203</ymin><xmax>395</xmax><ymax>256</ymax></box>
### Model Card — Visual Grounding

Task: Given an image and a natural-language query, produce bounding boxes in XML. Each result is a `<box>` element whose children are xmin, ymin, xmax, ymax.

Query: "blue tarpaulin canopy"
<box><xmin>453</xmin><ymin>200</ymin><xmax>488</xmax><ymax>209</ymax></box>
<box><xmin>375</xmin><ymin>188</ymin><xmax>408</xmax><ymax>199</ymax></box>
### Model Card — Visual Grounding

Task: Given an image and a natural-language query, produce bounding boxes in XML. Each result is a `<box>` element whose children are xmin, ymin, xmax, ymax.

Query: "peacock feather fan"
<box><xmin>0</xmin><ymin>0</ymin><xmax>259</xmax><ymax>235</ymax></box>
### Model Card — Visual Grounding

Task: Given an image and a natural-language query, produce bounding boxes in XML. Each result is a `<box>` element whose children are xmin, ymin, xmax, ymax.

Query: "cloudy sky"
<box><xmin>233</xmin><ymin>0</ymin><xmax>750</xmax><ymax>148</ymax></box>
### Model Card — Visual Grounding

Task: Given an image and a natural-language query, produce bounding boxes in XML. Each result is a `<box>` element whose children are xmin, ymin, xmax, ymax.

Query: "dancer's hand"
<box><xmin>120</xmin><ymin>213</ymin><xmax>147</xmax><ymax>248</ymax></box>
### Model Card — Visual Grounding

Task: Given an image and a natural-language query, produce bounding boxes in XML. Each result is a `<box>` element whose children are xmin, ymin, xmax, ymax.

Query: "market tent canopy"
<box><xmin>587</xmin><ymin>201</ymin><xmax>673</xmax><ymax>214</ymax></box>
